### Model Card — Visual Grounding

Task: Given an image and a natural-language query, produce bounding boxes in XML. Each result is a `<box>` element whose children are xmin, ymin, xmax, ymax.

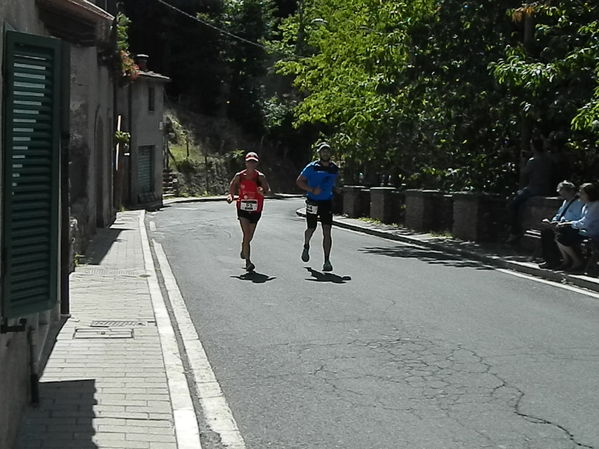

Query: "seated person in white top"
<box><xmin>556</xmin><ymin>182</ymin><xmax>599</xmax><ymax>272</ymax></box>
<box><xmin>538</xmin><ymin>180</ymin><xmax>583</xmax><ymax>269</ymax></box>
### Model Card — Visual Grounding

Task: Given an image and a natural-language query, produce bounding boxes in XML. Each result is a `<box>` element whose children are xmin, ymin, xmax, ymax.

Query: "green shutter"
<box><xmin>2</xmin><ymin>31</ymin><xmax>61</xmax><ymax>318</ymax></box>
<box><xmin>138</xmin><ymin>145</ymin><xmax>154</xmax><ymax>194</ymax></box>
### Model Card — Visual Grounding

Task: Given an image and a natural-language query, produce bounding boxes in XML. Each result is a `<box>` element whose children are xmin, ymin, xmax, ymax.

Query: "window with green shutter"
<box><xmin>2</xmin><ymin>30</ymin><xmax>61</xmax><ymax>319</ymax></box>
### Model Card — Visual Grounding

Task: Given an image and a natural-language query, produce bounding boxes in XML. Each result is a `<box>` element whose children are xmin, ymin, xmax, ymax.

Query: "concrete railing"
<box><xmin>369</xmin><ymin>187</ymin><xmax>404</xmax><ymax>224</ymax></box>
<box><xmin>342</xmin><ymin>186</ymin><xmax>370</xmax><ymax>218</ymax></box>
<box><xmin>452</xmin><ymin>192</ymin><xmax>507</xmax><ymax>242</ymax></box>
<box><xmin>338</xmin><ymin>186</ymin><xmax>564</xmax><ymax>243</ymax></box>
<box><xmin>404</xmin><ymin>190</ymin><xmax>453</xmax><ymax>233</ymax></box>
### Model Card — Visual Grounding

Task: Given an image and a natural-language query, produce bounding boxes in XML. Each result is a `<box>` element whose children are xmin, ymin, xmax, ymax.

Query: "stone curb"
<box><xmin>296</xmin><ymin>209</ymin><xmax>599</xmax><ymax>295</ymax></box>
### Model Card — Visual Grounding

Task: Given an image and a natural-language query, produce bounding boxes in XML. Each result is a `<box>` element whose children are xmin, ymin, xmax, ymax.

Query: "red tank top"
<box><xmin>236</xmin><ymin>169</ymin><xmax>264</xmax><ymax>213</ymax></box>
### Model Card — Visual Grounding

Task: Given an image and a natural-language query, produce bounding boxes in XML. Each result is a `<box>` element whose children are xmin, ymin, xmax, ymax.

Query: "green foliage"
<box><xmin>115</xmin><ymin>13</ymin><xmax>139</xmax><ymax>81</ymax></box>
<box><xmin>218</xmin><ymin>0</ymin><xmax>277</xmax><ymax>134</ymax></box>
<box><xmin>275</xmin><ymin>0</ymin><xmax>599</xmax><ymax>192</ymax></box>
<box><xmin>491</xmin><ymin>2</ymin><xmax>599</xmax><ymax>148</ymax></box>
<box><xmin>114</xmin><ymin>130</ymin><xmax>131</xmax><ymax>145</ymax></box>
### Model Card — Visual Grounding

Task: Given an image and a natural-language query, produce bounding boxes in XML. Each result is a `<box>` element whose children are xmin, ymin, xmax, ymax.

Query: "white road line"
<box><xmin>153</xmin><ymin>240</ymin><xmax>247</xmax><ymax>449</ymax></box>
<box><xmin>495</xmin><ymin>267</ymin><xmax>599</xmax><ymax>301</ymax></box>
<box><xmin>138</xmin><ymin>211</ymin><xmax>203</xmax><ymax>449</ymax></box>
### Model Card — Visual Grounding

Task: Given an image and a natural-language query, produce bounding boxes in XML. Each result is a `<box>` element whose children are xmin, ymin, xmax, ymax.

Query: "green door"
<box><xmin>2</xmin><ymin>31</ymin><xmax>61</xmax><ymax>318</ymax></box>
<box><xmin>138</xmin><ymin>145</ymin><xmax>154</xmax><ymax>194</ymax></box>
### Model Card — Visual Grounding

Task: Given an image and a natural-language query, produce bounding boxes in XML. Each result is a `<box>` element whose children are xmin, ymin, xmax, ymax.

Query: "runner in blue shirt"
<box><xmin>296</xmin><ymin>142</ymin><xmax>339</xmax><ymax>271</ymax></box>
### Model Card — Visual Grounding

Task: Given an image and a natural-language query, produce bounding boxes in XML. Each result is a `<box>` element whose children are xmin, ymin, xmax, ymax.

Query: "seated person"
<box><xmin>538</xmin><ymin>180</ymin><xmax>583</xmax><ymax>269</ymax></box>
<box><xmin>556</xmin><ymin>183</ymin><xmax>599</xmax><ymax>272</ymax></box>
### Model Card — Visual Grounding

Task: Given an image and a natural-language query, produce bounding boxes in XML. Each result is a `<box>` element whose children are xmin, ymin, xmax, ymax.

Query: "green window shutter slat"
<box><xmin>12</xmin><ymin>167</ymin><xmax>51</xmax><ymax>175</ymax></box>
<box><xmin>12</xmin><ymin>66</ymin><xmax>50</xmax><ymax>76</ymax></box>
<box><xmin>11</xmin><ymin>270</ymin><xmax>49</xmax><ymax>284</ymax></box>
<box><xmin>12</xmin><ymin>202</ymin><xmax>50</xmax><ymax>211</ymax></box>
<box><xmin>2</xmin><ymin>30</ymin><xmax>61</xmax><ymax>319</ymax></box>
<box><xmin>13</xmin><ymin>74</ymin><xmax>51</xmax><ymax>84</ymax></box>
<box><xmin>12</xmin><ymin>193</ymin><xmax>51</xmax><ymax>202</ymax></box>
<box><xmin>11</xmin><ymin>261</ymin><xmax>50</xmax><ymax>274</ymax></box>
<box><xmin>9</xmin><ymin>287</ymin><xmax>49</xmax><ymax>300</ymax></box>
<box><xmin>13</xmin><ymin>148</ymin><xmax>52</xmax><ymax>154</ymax></box>
<box><xmin>11</xmin><ymin>160</ymin><xmax>52</xmax><ymax>168</ymax></box>
<box><xmin>12</xmin><ymin>102</ymin><xmax>52</xmax><ymax>111</ymax></box>
<box><xmin>14</xmin><ymin>56</ymin><xmax>52</xmax><ymax>68</ymax></box>
<box><xmin>10</xmin><ymin>175</ymin><xmax>52</xmax><ymax>184</ymax></box>
<box><xmin>11</xmin><ymin>210</ymin><xmax>51</xmax><ymax>221</ymax></box>
<box><xmin>11</xmin><ymin>252</ymin><xmax>49</xmax><ymax>266</ymax></box>
<box><xmin>11</xmin><ymin>278</ymin><xmax>50</xmax><ymax>293</ymax></box>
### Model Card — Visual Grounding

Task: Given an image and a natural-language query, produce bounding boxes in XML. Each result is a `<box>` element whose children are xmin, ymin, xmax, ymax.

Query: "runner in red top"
<box><xmin>227</xmin><ymin>152</ymin><xmax>270</xmax><ymax>272</ymax></box>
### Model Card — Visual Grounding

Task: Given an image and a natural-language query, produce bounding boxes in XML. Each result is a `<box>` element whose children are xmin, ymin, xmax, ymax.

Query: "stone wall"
<box><xmin>452</xmin><ymin>192</ymin><xmax>507</xmax><ymax>242</ymax></box>
<box><xmin>0</xmin><ymin>4</ymin><xmax>53</xmax><ymax>448</ymax></box>
<box><xmin>369</xmin><ymin>188</ymin><xmax>404</xmax><ymax>224</ymax></box>
<box><xmin>0</xmin><ymin>3</ymin><xmax>114</xmax><ymax>448</ymax></box>
<box><xmin>404</xmin><ymin>190</ymin><xmax>451</xmax><ymax>232</ymax></box>
<box><xmin>0</xmin><ymin>0</ymin><xmax>62</xmax><ymax>448</ymax></box>
<box><xmin>69</xmin><ymin>45</ymin><xmax>115</xmax><ymax>243</ymax></box>
<box><xmin>342</xmin><ymin>186</ymin><xmax>370</xmax><ymax>218</ymax></box>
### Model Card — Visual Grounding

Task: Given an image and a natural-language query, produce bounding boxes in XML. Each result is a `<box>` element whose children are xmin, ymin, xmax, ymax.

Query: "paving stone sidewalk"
<box><xmin>17</xmin><ymin>211</ymin><xmax>178</xmax><ymax>449</ymax></box>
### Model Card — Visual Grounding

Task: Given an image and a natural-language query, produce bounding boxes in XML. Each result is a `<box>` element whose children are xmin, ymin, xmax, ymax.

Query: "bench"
<box><xmin>519</xmin><ymin>196</ymin><xmax>563</xmax><ymax>255</ymax></box>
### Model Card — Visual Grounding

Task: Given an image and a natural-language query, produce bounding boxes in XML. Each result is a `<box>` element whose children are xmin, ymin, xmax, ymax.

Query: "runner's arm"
<box><xmin>258</xmin><ymin>174</ymin><xmax>270</xmax><ymax>195</ymax></box>
<box><xmin>296</xmin><ymin>174</ymin><xmax>320</xmax><ymax>195</ymax></box>
<box><xmin>227</xmin><ymin>174</ymin><xmax>240</xmax><ymax>203</ymax></box>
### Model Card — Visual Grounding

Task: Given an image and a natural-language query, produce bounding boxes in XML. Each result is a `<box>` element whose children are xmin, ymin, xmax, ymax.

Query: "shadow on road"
<box><xmin>305</xmin><ymin>267</ymin><xmax>352</xmax><ymax>283</ymax></box>
<box><xmin>359</xmin><ymin>245</ymin><xmax>492</xmax><ymax>270</ymax></box>
<box><xmin>231</xmin><ymin>272</ymin><xmax>277</xmax><ymax>283</ymax></box>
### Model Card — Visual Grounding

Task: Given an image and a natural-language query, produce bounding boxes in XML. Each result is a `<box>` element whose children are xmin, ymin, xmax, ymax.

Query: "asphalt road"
<box><xmin>148</xmin><ymin>198</ymin><xmax>599</xmax><ymax>449</ymax></box>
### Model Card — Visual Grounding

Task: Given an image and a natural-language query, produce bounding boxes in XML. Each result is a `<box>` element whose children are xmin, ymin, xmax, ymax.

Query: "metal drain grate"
<box><xmin>90</xmin><ymin>320</ymin><xmax>148</xmax><ymax>328</ymax></box>
<box><xmin>73</xmin><ymin>327</ymin><xmax>134</xmax><ymax>339</ymax></box>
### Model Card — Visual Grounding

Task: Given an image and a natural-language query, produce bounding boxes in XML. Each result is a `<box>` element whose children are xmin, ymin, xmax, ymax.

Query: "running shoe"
<box><xmin>301</xmin><ymin>244</ymin><xmax>310</xmax><ymax>262</ymax></box>
<box><xmin>246</xmin><ymin>261</ymin><xmax>255</xmax><ymax>272</ymax></box>
<box><xmin>322</xmin><ymin>260</ymin><xmax>333</xmax><ymax>272</ymax></box>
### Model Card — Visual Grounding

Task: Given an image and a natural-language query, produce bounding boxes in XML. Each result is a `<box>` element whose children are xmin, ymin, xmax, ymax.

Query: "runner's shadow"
<box><xmin>231</xmin><ymin>272</ymin><xmax>276</xmax><ymax>283</ymax></box>
<box><xmin>305</xmin><ymin>267</ymin><xmax>351</xmax><ymax>284</ymax></box>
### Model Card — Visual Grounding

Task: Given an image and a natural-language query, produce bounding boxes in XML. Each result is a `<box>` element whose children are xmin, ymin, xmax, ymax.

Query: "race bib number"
<box><xmin>240</xmin><ymin>200</ymin><xmax>258</xmax><ymax>212</ymax></box>
<box><xmin>306</xmin><ymin>201</ymin><xmax>318</xmax><ymax>215</ymax></box>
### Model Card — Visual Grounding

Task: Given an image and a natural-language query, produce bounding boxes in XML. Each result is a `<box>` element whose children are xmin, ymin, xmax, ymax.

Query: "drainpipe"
<box><xmin>60</xmin><ymin>41</ymin><xmax>71</xmax><ymax>316</ymax></box>
<box><xmin>128</xmin><ymin>82</ymin><xmax>133</xmax><ymax>206</ymax></box>
<box><xmin>27</xmin><ymin>326</ymin><xmax>40</xmax><ymax>405</ymax></box>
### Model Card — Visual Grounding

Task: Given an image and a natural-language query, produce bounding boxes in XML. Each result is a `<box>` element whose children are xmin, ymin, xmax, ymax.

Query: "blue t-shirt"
<box><xmin>300</xmin><ymin>161</ymin><xmax>339</xmax><ymax>201</ymax></box>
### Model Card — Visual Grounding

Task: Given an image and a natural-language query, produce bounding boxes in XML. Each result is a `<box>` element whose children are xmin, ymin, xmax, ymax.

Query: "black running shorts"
<box><xmin>237</xmin><ymin>209</ymin><xmax>261</xmax><ymax>224</ymax></box>
<box><xmin>306</xmin><ymin>199</ymin><xmax>333</xmax><ymax>229</ymax></box>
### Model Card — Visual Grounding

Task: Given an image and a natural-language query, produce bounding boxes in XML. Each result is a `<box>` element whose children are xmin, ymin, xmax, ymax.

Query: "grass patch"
<box><xmin>358</xmin><ymin>217</ymin><xmax>382</xmax><ymax>225</ymax></box>
<box><xmin>430</xmin><ymin>230</ymin><xmax>454</xmax><ymax>238</ymax></box>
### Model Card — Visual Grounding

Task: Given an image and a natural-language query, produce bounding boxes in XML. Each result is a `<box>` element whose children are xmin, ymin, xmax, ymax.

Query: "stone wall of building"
<box><xmin>69</xmin><ymin>45</ymin><xmax>115</xmax><ymax>247</ymax></box>
<box><xmin>0</xmin><ymin>4</ymin><xmax>56</xmax><ymax>447</ymax></box>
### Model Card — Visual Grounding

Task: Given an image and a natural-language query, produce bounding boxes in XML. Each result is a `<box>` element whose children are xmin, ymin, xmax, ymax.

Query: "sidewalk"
<box><xmin>16</xmin><ymin>211</ymin><xmax>201</xmax><ymax>449</ymax></box>
<box><xmin>296</xmin><ymin>209</ymin><xmax>599</xmax><ymax>295</ymax></box>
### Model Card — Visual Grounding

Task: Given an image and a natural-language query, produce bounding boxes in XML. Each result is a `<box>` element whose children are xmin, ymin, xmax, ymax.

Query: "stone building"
<box><xmin>116</xmin><ymin>54</ymin><xmax>170</xmax><ymax>210</ymax></box>
<box><xmin>0</xmin><ymin>1</ymin><xmax>116</xmax><ymax>447</ymax></box>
